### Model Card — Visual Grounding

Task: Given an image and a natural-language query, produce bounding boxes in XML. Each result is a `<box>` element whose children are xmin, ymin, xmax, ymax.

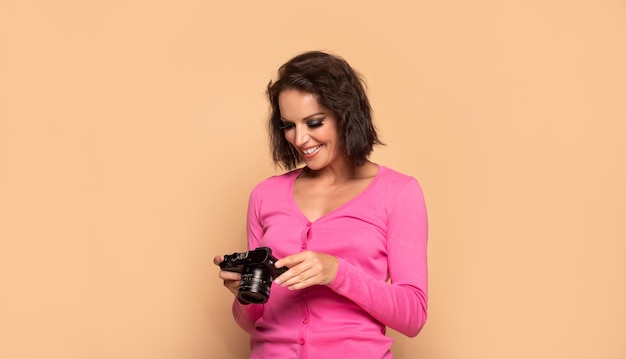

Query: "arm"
<box><xmin>231</xmin><ymin>187</ymin><xmax>265</xmax><ymax>333</ymax></box>
<box><xmin>327</xmin><ymin>179</ymin><xmax>428</xmax><ymax>337</ymax></box>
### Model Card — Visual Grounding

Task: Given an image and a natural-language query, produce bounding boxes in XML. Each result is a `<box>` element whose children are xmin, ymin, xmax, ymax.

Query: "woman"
<box><xmin>214</xmin><ymin>51</ymin><xmax>428</xmax><ymax>358</ymax></box>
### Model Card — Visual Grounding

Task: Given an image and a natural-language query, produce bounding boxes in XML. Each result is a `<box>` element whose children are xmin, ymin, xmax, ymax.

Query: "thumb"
<box><xmin>213</xmin><ymin>255</ymin><xmax>224</xmax><ymax>266</ymax></box>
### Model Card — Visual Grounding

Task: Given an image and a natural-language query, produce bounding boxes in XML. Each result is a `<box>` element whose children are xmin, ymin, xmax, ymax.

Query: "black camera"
<box><xmin>220</xmin><ymin>247</ymin><xmax>288</xmax><ymax>304</ymax></box>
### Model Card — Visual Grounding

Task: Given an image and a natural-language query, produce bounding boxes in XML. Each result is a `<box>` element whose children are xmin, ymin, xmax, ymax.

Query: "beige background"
<box><xmin>1</xmin><ymin>1</ymin><xmax>625</xmax><ymax>358</ymax></box>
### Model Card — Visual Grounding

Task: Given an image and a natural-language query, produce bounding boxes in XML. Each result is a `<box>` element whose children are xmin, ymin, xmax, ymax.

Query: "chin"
<box><xmin>303</xmin><ymin>161</ymin><xmax>324</xmax><ymax>171</ymax></box>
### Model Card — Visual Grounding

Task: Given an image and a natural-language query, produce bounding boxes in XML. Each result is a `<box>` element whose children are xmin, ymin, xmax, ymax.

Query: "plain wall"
<box><xmin>1</xmin><ymin>1</ymin><xmax>625</xmax><ymax>358</ymax></box>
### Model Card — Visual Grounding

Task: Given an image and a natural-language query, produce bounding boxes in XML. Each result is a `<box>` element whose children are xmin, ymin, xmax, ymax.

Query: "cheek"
<box><xmin>284</xmin><ymin>131</ymin><xmax>295</xmax><ymax>144</ymax></box>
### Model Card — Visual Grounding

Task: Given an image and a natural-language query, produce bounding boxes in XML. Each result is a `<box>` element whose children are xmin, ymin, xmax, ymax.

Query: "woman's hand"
<box><xmin>214</xmin><ymin>255</ymin><xmax>241</xmax><ymax>297</ymax></box>
<box><xmin>273</xmin><ymin>251</ymin><xmax>338</xmax><ymax>290</ymax></box>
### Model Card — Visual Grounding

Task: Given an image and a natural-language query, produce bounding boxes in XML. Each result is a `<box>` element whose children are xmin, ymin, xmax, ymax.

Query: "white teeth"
<box><xmin>303</xmin><ymin>145</ymin><xmax>321</xmax><ymax>155</ymax></box>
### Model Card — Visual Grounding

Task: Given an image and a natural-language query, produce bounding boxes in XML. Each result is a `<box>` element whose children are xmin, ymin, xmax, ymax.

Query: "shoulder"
<box><xmin>376</xmin><ymin>165</ymin><xmax>421</xmax><ymax>188</ymax></box>
<box><xmin>371</xmin><ymin>165</ymin><xmax>426</xmax><ymax>203</ymax></box>
<box><xmin>373</xmin><ymin>166</ymin><xmax>427</xmax><ymax>216</ymax></box>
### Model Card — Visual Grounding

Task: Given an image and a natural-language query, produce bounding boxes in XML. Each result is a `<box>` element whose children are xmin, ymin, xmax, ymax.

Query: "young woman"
<box><xmin>215</xmin><ymin>51</ymin><xmax>428</xmax><ymax>358</ymax></box>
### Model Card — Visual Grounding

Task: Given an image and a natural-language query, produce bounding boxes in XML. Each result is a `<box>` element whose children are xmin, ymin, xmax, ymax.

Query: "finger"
<box><xmin>285</xmin><ymin>271</ymin><xmax>320</xmax><ymax>290</ymax></box>
<box><xmin>279</xmin><ymin>255</ymin><xmax>338</xmax><ymax>288</ymax></box>
<box><xmin>213</xmin><ymin>255</ymin><xmax>224</xmax><ymax>266</ymax></box>
<box><xmin>276</xmin><ymin>265</ymin><xmax>316</xmax><ymax>288</ymax></box>
<box><xmin>274</xmin><ymin>251</ymin><xmax>309</xmax><ymax>268</ymax></box>
<box><xmin>223</xmin><ymin>280</ymin><xmax>240</xmax><ymax>294</ymax></box>
<box><xmin>273</xmin><ymin>259</ymin><xmax>312</xmax><ymax>285</ymax></box>
<box><xmin>223</xmin><ymin>278</ymin><xmax>241</xmax><ymax>286</ymax></box>
<box><xmin>219</xmin><ymin>271</ymin><xmax>242</xmax><ymax>281</ymax></box>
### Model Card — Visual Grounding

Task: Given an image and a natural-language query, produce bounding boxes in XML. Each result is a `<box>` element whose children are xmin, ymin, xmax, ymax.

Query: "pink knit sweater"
<box><xmin>232</xmin><ymin>165</ymin><xmax>428</xmax><ymax>359</ymax></box>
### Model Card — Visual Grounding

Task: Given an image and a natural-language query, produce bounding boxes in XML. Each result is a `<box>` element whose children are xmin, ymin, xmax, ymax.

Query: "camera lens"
<box><xmin>238</xmin><ymin>265</ymin><xmax>272</xmax><ymax>304</ymax></box>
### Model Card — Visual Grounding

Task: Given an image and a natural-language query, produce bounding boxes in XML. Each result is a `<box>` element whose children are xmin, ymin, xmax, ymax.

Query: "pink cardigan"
<box><xmin>232</xmin><ymin>165</ymin><xmax>428</xmax><ymax>359</ymax></box>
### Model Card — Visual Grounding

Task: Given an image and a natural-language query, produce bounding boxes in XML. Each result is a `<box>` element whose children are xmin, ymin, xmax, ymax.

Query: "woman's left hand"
<box><xmin>273</xmin><ymin>250</ymin><xmax>338</xmax><ymax>290</ymax></box>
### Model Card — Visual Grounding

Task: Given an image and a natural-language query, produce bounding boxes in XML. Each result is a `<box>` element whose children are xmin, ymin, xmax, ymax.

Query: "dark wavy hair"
<box><xmin>266</xmin><ymin>51</ymin><xmax>383</xmax><ymax>170</ymax></box>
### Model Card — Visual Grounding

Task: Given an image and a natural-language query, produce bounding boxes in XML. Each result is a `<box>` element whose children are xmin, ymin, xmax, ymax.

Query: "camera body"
<box><xmin>220</xmin><ymin>247</ymin><xmax>287</xmax><ymax>304</ymax></box>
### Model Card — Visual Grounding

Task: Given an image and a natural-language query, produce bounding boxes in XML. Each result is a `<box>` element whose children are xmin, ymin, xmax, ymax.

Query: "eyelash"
<box><xmin>308</xmin><ymin>120</ymin><xmax>324</xmax><ymax>128</ymax></box>
<box><xmin>280</xmin><ymin>119</ymin><xmax>324</xmax><ymax>130</ymax></box>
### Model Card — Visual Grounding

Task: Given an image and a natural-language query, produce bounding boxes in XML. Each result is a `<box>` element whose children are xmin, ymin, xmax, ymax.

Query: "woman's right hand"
<box><xmin>214</xmin><ymin>255</ymin><xmax>242</xmax><ymax>297</ymax></box>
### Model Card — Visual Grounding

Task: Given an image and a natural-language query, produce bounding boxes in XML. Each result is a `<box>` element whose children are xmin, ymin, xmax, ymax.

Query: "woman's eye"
<box><xmin>307</xmin><ymin>120</ymin><xmax>324</xmax><ymax>128</ymax></box>
<box><xmin>280</xmin><ymin>123</ymin><xmax>295</xmax><ymax>130</ymax></box>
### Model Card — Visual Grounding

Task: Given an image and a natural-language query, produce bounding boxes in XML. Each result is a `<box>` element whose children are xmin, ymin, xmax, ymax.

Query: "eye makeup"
<box><xmin>306</xmin><ymin>118</ymin><xmax>324</xmax><ymax>128</ymax></box>
<box><xmin>279</xmin><ymin>117</ymin><xmax>325</xmax><ymax>131</ymax></box>
<box><xmin>279</xmin><ymin>122</ymin><xmax>295</xmax><ymax>130</ymax></box>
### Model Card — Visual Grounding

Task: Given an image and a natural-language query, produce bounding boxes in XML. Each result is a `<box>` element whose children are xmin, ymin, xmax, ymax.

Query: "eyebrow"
<box><xmin>280</xmin><ymin>112</ymin><xmax>326</xmax><ymax>122</ymax></box>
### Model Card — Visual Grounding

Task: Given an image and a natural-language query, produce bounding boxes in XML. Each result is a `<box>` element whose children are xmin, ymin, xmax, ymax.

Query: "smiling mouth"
<box><xmin>302</xmin><ymin>145</ymin><xmax>321</xmax><ymax>155</ymax></box>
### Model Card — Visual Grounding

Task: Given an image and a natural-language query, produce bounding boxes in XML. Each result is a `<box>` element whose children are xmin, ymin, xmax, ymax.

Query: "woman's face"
<box><xmin>278</xmin><ymin>89</ymin><xmax>343</xmax><ymax>171</ymax></box>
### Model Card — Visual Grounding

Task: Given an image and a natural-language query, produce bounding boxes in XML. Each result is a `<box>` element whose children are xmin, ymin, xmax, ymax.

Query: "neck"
<box><xmin>302</xmin><ymin>160</ymin><xmax>376</xmax><ymax>184</ymax></box>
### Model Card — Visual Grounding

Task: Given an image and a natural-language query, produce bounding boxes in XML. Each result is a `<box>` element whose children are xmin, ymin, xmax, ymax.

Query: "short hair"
<box><xmin>266</xmin><ymin>51</ymin><xmax>383</xmax><ymax>170</ymax></box>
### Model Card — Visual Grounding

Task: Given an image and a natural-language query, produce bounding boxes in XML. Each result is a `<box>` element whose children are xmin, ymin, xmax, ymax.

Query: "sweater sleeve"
<box><xmin>231</xmin><ymin>186</ymin><xmax>265</xmax><ymax>333</ymax></box>
<box><xmin>327</xmin><ymin>179</ymin><xmax>428</xmax><ymax>337</ymax></box>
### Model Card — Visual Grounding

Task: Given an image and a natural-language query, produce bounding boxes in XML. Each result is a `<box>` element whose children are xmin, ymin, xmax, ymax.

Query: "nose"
<box><xmin>294</xmin><ymin>125</ymin><xmax>310</xmax><ymax>147</ymax></box>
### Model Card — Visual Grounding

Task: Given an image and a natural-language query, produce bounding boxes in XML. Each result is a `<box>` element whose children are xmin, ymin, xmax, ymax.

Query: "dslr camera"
<box><xmin>220</xmin><ymin>247</ymin><xmax>287</xmax><ymax>304</ymax></box>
